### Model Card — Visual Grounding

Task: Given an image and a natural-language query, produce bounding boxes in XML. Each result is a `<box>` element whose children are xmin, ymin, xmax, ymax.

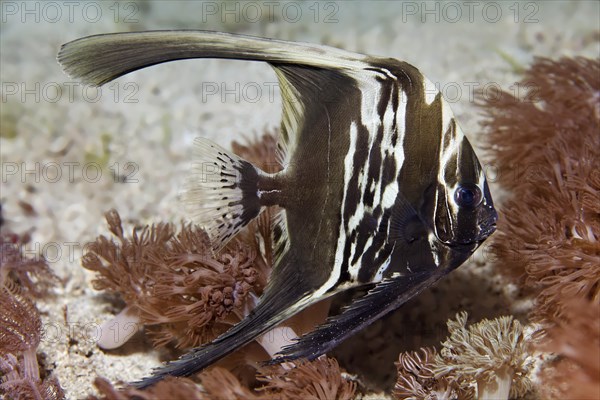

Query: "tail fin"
<box><xmin>183</xmin><ymin>138</ymin><xmax>263</xmax><ymax>252</ymax></box>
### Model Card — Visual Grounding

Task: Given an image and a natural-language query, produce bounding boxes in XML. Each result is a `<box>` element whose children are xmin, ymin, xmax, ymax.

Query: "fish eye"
<box><xmin>454</xmin><ymin>183</ymin><xmax>482</xmax><ymax>208</ymax></box>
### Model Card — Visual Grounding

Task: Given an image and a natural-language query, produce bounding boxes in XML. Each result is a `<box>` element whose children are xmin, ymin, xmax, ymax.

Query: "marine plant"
<box><xmin>81</xmin><ymin>210</ymin><xmax>264</xmax><ymax>349</ymax></box>
<box><xmin>433</xmin><ymin>313</ymin><xmax>532</xmax><ymax>400</ymax></box>
<box><xmin>539</xmin><ymin>299</ymin><xmax>600</xmax><ymax>400</ymax></box>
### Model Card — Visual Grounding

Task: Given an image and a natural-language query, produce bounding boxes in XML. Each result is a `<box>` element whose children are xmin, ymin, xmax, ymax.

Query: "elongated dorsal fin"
<box><xmin>57</xmin><ymin>30</ymin><xmax>373</xmax><ymax>168</ymax></box>
<box><xmin>57</xmin><ymin>30</ymin><xmax>369</xmax><ymax>86</ymax></box>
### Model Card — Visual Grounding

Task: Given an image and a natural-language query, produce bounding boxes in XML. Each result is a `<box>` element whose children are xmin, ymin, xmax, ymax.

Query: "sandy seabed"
<box><xmin>1</xmin><ymin>1</ymin><xmax>599</xmax><ymax>398</ymax></box>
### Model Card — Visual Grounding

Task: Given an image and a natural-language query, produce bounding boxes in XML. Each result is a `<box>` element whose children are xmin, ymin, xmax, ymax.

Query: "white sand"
<box><xmin>1</xmin><ymin>1</ymin><xmax>598</xmax><ymax>397</ymax></box>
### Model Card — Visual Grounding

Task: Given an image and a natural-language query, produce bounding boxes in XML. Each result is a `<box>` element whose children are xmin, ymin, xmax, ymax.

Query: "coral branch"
<box><xmin>0</xmin><ymin>226</ymin><xmax>63</xmax><ymax>398</ymax></box>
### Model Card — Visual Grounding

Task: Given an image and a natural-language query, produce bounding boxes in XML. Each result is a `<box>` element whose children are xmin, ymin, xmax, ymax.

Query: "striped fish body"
<box><xmin>58</xmin><ymin>31</ymin><xmax>497</xmax><ymax>387</ymax></box>
<box><xmin>277</xmin><ymin>58</ymin><xmax>494</xmax><ymax>287</ymax></box>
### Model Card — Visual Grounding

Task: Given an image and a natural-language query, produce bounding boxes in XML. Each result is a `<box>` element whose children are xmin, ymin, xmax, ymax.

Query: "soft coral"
<box><xmin>0</xmin><ymin>231</ymin><xmax>63</xmax><ymax>399</ymax></box>
<box><xmin>480</xmin><ymin>57</ymin><xmax>600</xmax><ymax>321</ymax></box>
<box><xmin>82</xmin><ymin>210</ymin><xmax>261</xmax><ymax>349</ymax></box>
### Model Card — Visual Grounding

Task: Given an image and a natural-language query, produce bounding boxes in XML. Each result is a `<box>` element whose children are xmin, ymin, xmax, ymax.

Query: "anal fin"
<box><xmin>132</xmin><ymin>253</ymin><xmax>314</xmax><ymax>388</ymax></box>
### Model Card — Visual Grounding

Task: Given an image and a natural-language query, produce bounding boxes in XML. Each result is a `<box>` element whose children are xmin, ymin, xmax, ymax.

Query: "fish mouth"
<box><xmin>446</xmin><ymin>222</ymin><xmax>497</xmax><ymax>252</ymax></box>
<box><xmin>480</xmin><ymin>222</ymin><xmax>497</xmax><ymax>239</ymax></box>
<box><xmin>478</xmin><ymin>210</ymin><xmax>498</xmax><ymax>240</ymax></box>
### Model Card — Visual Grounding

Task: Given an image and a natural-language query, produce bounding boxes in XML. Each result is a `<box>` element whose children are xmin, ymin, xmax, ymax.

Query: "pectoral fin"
<box><xmin>269</xmin><ymin>270</ymin><xmax>446</xmax><ymax>363</ymax></box>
